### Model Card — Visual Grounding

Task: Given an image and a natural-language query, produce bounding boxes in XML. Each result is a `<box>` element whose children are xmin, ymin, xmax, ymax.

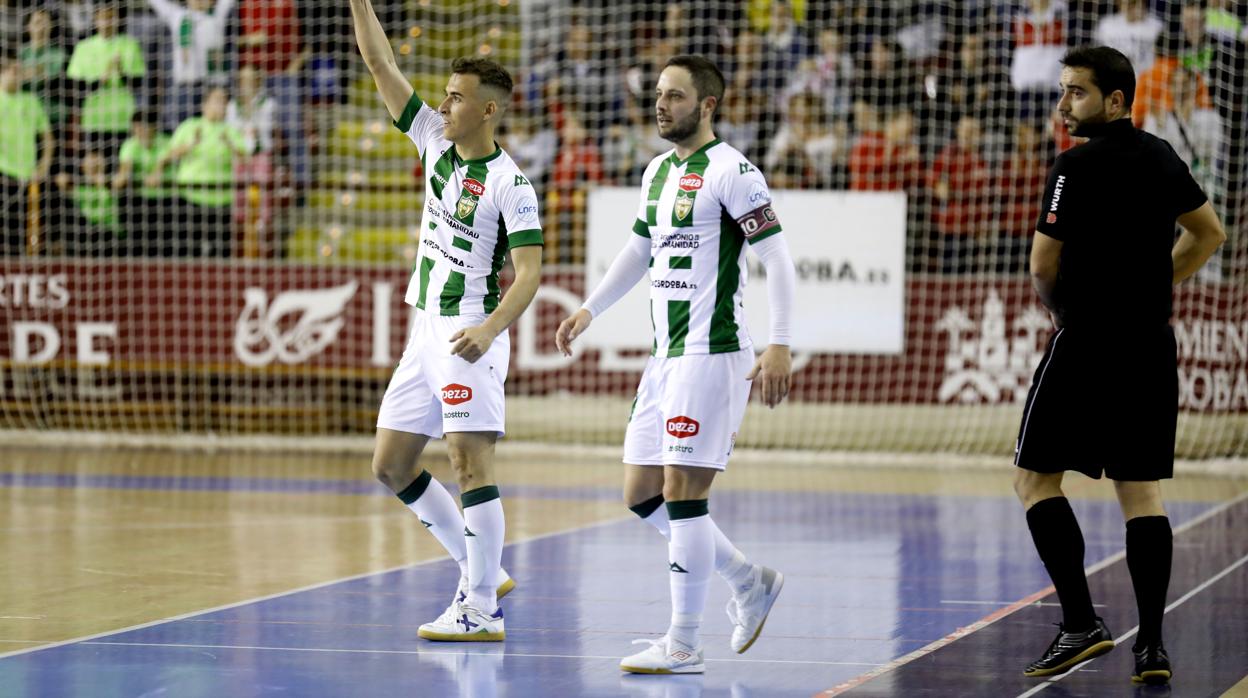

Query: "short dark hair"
<box><xmin>1061</xmin><ymin>46</ymin><xmax>1136</xmax><ymax>109</ymax></box>
<box><xmin>663</xmin><ymin>55</ymin><xmax>726</xmax><ymax>114</ymax></box>
<box><xmin>450</xmin><ymin>57</ymin><xmax>514</xmax><ymax>100</ymax></box>
<box><xmin>132</xmin><ymin>109</ymin><xmax>159</xmax><ymax>126</ymax></box>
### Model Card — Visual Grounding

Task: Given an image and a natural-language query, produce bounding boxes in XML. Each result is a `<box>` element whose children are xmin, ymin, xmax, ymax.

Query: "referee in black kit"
<box><xmin>1012</xmin><ymin>46</ymin><xmax>1226</xmax><ymax>684</ymax></box>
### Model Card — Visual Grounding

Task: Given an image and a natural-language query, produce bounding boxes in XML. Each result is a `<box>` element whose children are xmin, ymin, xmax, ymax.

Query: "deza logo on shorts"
<box><xmin>441</xmin><ymin>383</ymin><xmax>473</xmax><ymax>405</ymax></box>
<box><xmin>666</xmin><ymin>416</ymin><xmax>700</xmax><ymax>438</ymax></box>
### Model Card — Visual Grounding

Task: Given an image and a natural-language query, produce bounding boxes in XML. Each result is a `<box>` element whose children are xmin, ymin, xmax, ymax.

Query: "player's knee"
<box><xmin>370</xmin><ymin>456</ymin><xmax>409</xmax><ymax>490</ymax></box>
<box><xmin>1013</xmin><ymin>469</ymin><xmax>1054</xmax><ymax>507</ymax></box>
<box><xmin>445</xmin><ymin>446</ymin><xmax>481</xmax><ymax>490</ymax></box>
<box><xmin>661</xmin><ymin>479</ymin><xmax>699</xmax><ymax>503</ymax></box>
<box><xmin>1113</xmin><ymin>480</ymin><xmax>1165</xmax><ymax>518</ymax></box>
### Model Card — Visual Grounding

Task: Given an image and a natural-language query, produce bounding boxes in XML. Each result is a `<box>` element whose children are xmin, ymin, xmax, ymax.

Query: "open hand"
<box><xmin>555</xmin><ymin>308</ymin><xmax>592</xmax><ymax>357</ymax></box>
<box><xmin>746</xmin><ymin>344</ymin><xmax>792</xmax><ymax>408</ymax></box>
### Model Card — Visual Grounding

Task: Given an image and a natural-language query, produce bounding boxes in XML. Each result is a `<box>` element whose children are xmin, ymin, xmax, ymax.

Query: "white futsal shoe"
<box><xmin>727</xmin><ymin>565</ymin><xmax>784</xmax><ymax>653</ymax></box>
<box><xmin>619</xmin><ymin>636</ymin><xmax>705</xmax><ymax>674</ymax></box>
<box><xmin>417</xmin><ymin>601</ymin><xmax>505</xmax><ymax>642</ymax></box>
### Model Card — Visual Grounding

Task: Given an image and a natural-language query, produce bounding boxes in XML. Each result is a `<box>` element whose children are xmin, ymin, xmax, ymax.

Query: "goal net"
<box><xmin>1</xmin><ymin>0</ymin><xmax>1244</xmax><ymax>459</ymax></box>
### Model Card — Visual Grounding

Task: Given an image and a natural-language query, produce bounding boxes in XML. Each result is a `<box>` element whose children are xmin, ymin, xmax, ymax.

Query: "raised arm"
<box><xmin>145</xmin><ymin>0</ymin><xmax>180</xmax><ymax>22</ymax></box>
<box><xmin>348</xmin><ymin>0</ymin><xmax>413</xmax><ymax>121</ymax></box>
<box><xmin>1172</xmin><ymin>201</ymin><xmax>1227</xmax><ymax>284</ymax></box>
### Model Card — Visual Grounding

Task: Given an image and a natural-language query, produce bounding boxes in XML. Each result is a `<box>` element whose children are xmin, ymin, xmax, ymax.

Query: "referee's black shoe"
<box><xmin>1022</xmin><ymin>618</ymin><xmax>1115</xmax><ymax>678</ymax></box>
<box><xmin>1132</xmin><ymin>642</ymin><xmax>1171</xmax><ymax>685</ymax></box>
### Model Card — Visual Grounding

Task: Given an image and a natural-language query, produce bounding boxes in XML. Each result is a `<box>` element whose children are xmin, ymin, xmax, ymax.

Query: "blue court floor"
<box><xmin>2</xmin><ymin>461</ymin><xmax>1246</xmax><ymax>697</ymax></box>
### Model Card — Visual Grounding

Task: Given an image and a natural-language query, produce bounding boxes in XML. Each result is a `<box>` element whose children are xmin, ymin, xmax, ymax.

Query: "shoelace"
<box><xmin>432</xmin><ymin>600</ymin><xmax>460</xmax><ymax>626</ymax></box>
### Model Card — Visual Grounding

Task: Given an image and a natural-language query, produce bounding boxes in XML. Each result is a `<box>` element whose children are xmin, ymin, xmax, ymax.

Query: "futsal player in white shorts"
<box><xmin>350</xmin><ymin>0</ymin><xmax>544</xmax><ymax>641</ymax></box>
<box><xmin>557</xmin><ymin>55</ymin><xmax>797</xmax><ymax>674</ymax></box>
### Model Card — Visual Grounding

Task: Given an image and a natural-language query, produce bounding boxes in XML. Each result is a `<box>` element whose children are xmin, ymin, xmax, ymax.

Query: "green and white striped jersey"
<box><xmin>634</xmin><ymin>139</ymin><xmax>782</xmax><ymax>357</ymax></box>
<box><xmin>393</xmin><ymin>92</ymin><xmax>543</xmax><ymax>315</ymax></box>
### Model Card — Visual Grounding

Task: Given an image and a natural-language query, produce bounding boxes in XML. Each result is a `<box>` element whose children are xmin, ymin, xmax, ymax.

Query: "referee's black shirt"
<box><xmin>1034</xmin><ymin>118</ymin><xmax>1207</xmax><ymax>329</ymax></box>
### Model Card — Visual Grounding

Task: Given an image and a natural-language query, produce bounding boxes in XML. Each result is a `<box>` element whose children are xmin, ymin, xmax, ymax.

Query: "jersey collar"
<box><xmin>1080</xmin><ymin>118</ymin><xmax>1134</xmax><ymax>140</ymax></box>
<box><xmin>668</xmin><ymin>138</ymin><xmax>721</xmax><ymax>166</ymax></box>
<box><xmin>452</xmin><ymin>143</ymin><xmax>503</xmax><ymax>165</ymax></box>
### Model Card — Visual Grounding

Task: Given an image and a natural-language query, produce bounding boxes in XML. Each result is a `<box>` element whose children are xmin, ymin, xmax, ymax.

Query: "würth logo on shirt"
<box><xmin>678</xmin><ymin>174</ymin><xmax>704</xmax><ymax>191</ymax></box>
<box><xmin>462</xmin><ymin>178</ymin><xmax>486</xmax><ymax>196</ymax></box>
<box><xmin>441</xmin><ymin>384</ymin><xmax>473</xmax><ymax>405</ymax></box>
<box><xmin>1049</xmin><ymin>175</ymin><xmax>1066</xmax><ymax>212</ymax></box>
<box><xmin>666</xmin><ymin>416</ymin><xmax>700</xmax><ymax>438</ymax></box>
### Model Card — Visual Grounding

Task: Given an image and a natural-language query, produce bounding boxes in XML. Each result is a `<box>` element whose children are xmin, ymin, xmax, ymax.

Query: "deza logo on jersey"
<box><xmin>666</xmin><ymin>415</ymin><xmax>700</xmax><ymax>438</ymax></box>
<box><xmin>441</xmin><ymin>383</ymin><xmax>473</xmax><ymax>405</ymax></box>
<box><xmin>674</xmin><ymin>174</ymin><xmax>703</xmax><ymax>221</ymax></box>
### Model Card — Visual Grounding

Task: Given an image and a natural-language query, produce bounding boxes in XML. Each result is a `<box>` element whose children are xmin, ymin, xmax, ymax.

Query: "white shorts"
<box><xmin>623</xmin><ymin>348</ymin><xmax>754</xmax><ymax>470</ymax></box>
<box><xmin>376</xmin><ymin>311</ymin><xmax>509</xmax><ymax>438</ymax></box>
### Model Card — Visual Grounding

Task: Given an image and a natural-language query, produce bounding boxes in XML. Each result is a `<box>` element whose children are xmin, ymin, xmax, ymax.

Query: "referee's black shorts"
<box><xmin>1013</xmin><ymin>323</ymin><xmax>1178</xmax><ymax>481</ymax></box>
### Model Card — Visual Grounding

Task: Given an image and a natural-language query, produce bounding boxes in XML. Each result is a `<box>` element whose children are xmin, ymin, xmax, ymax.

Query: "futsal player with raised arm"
<box><xmin>556</xmin><ymin>55</ymin><xmax>797</xmax><ymax>675</ymax></box>
<box><xmin>349</xmin><ymin>0</ymin><xmax>544</xmax><ymax>642</ymax></box>
<box><xmin>1013</xmin><ymin>46</ymin><xmax>1226</xmax><ymax>683</ymax></box>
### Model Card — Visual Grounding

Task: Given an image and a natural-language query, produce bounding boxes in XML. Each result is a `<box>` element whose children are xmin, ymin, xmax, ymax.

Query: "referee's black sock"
<box><xmin>1026</xmin><ymin>497</ymin><xmax>1097</xmax><ymax>632</ymax></box>
<box><xmin>1126</xmin><ymin>515</ymin><xmax>1172</xmax><ymax>650</ymax></box>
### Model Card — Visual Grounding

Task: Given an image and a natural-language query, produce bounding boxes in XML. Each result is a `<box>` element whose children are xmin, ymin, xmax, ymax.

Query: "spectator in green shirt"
<box><xmin>113</xmin><ymin>110</ymin><xmax>174</xmax><ymax>255</ymax></box>
<box><xmin>56</xmin><ymin>150</ymin><xmax>123</xmax><ymax>256</ymax></box>
<box><xmin>66</xmin><ymin>4</ymin><xmax>146</xmax><ymax>164</ymax></box>
<box><xmin>1</xmin><ymin>55</ymin><xmax>56</xmax><ymax>255</ymax></box>
<box><xmin>19</xmin><ymin>10</ymin><xmax>69</xmax><ymax>126</ymax></box>
<box><xmin>147</xmin><ymin>85</ymin><xmax>254</xmax><ymax>257</ymax></box>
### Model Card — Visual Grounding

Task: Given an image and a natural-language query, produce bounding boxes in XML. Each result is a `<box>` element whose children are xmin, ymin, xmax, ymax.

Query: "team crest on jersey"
<box><xmin>456</xmin><ymin>194</ymin><xmax>478</xmax><ymax>219</ymax></box>
<box><xmin>456</xmin><ymin>179</ymin><xmax>485</xmax><ymax>219</ymax></box>
<box><xmin>674</xmin><ymin>192</ymin><xmax>694</xmax><ymax>221</ymax></box>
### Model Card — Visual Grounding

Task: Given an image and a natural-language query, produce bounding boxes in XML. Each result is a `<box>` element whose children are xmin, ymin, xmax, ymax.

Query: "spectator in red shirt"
<box><xmin>997</xmin><ymin>120</ymin><xmax>1052</xmax><ymax>272</ymax></box>
<box><xmin>849</xmin><ymin>106</ymin><xmax>921</xmax><ymax>193</ymax></box>
<box><xmin>931</xmin><ymin>115</ymin><xmax>991</xmax><ymax>237</ymax></box>
<box><xmin>929</xmin><ymin>115</ymin><xmax>992</xmax><ymax>273</ymax></box>
<box><xmin>238</xmin><ymin>0</ymin><xmax>310</xmax><ymax>188</ymax></box>
<box><xmin>548</xmin><ymin>110</ymin><xmax>604</xmax><ymax>261</ymax></box>
<box><xmin>239</xmin><ymin>0</ymin><xmax>302</xmax><ymax>74</ymax></box>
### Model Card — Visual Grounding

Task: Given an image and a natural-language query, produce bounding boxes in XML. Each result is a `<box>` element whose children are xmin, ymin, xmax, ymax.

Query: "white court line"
<box><xmin>817</xmin><ymin>488</ymin><xmax>1248</xmax><ymax>697</ymax></box>
<box><xmin>1014</xmin><ymin>550</ymin><xmax>1248</xmax><ymax>698</ymax></box>
<box><xmin>940</xmin><ymin>600</ymin><xmax>1105</xmax><ymax>608</ymax></box>
<box><xmin>77</xmin><ymin>640</ymin><xmax>885</xmax><ymax>667</ymax></box>
<box><xmin>0</xmin><ymin>514</ymin><xmax>632</xmax><ymax>660</ymax></box>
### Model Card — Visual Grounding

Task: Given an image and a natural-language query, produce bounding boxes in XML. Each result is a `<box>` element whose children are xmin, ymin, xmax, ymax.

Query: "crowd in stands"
<box><xmin>0</xmin><ymin>0</ymin><xmax>350</xmax><ymax>257</ymax></box>
<box><xmin>502</xmin><ymin>0</ymin><xmax>1244</xmax><ymax>272</ymax></box>
<box><xmin>1</xmin><ymin>0</ymin><xmax>1244</xmax><ymax>274</ymax></box>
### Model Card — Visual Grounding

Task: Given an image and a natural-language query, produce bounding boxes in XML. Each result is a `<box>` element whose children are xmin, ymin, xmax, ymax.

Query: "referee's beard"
<box><xmin>658</xmin><ymin>108</ymin><xmax>702</xmax><ymax>143</ymax></box>
<box><xmin>1062</xmin><ymin>106</ymin><xmax>1110</xmax><ymax>138</ymax></box>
